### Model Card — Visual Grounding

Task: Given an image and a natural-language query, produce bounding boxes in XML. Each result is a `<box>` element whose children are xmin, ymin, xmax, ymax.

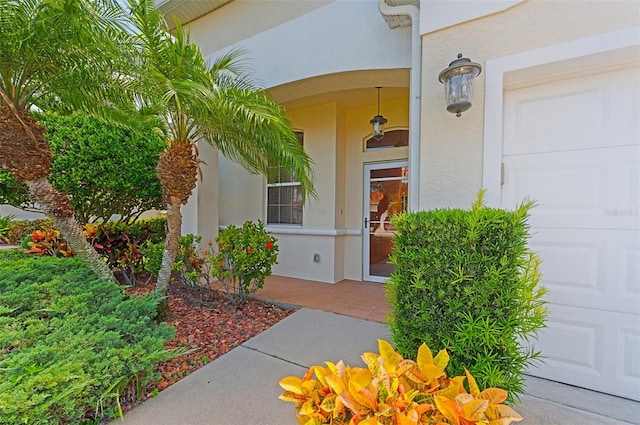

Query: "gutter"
<box><xmin>378</xmin><ymin>0</ymin><xmax>421</xmax><ymax>212</ymax></box>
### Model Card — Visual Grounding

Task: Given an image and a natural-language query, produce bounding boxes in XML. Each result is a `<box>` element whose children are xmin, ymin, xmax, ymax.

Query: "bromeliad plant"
<box><xmin>210</xmin><ymin>220</ymin><xmax>278</xmax><ymax>306</ymax></box>
<box><xmin>279</xmin><ymin>339</ymin><xmax>523</xmax><ymax>425</ymax></box>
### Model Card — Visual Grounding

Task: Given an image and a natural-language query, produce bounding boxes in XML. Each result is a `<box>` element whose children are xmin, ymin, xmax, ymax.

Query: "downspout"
<box><xmin>378</xmin><ymin>0</ymin><xmax>421</xmax><ymax>212</ymax></box>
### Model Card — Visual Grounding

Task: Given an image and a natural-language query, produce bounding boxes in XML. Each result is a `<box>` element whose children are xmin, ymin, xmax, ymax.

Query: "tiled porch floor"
<box><xmin>254</xmin><ymin>275</ymin><xmax>390</xmax><ymax>323</ymax></box>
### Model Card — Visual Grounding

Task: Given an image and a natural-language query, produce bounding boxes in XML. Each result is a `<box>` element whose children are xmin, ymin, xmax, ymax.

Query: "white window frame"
<box><xmin>265</xmin><ymin>131</ymin><xmax>304</xmax><ymax>226</ymax></box>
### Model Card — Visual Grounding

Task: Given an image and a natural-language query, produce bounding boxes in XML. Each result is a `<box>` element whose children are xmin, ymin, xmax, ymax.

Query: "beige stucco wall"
<box><xmin>419</xmin><ymin>0</ymin><xmax>640</xmax><ymax>210</ymax></box>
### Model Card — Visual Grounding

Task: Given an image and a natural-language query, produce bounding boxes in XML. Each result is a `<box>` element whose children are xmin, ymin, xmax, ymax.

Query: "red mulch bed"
<box><xmin>118</xmin><ymin>274</ymin><xmax>296</xmax><ymax>414</ymax></box>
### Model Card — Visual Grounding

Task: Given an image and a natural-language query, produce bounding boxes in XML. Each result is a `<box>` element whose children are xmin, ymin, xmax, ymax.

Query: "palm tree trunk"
<box><xmin>155</xmin><ymin>196</ymin><xmax>182</xmax><ymax>294</ymax></box>
<box><xmin>28</xmin><ymin>177</ymin><xmax>117</xmax><ymax>283</ymax></box>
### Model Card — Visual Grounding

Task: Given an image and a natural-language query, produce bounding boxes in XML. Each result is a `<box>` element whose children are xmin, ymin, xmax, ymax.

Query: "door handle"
<box><xmin>364</xmin><ymin>217</ymin><xmax>368</xmax><ymax>229</ymax></box>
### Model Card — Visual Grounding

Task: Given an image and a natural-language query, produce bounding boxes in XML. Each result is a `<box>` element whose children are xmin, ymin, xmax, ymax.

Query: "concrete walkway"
<box><xmin>117</xmin><ymin>308</ymin><xmax>640</xmax><ymax>425</ymax></box>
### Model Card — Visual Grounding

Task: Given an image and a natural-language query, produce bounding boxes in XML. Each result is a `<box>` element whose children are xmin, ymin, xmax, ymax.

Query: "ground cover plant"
<box><xmin>386</xmin><ymin>191</ymin><xmax>547</xmax><ymax>401</ymax></box>
<box><xmin>0</xmin><ymin>252</ymin><xmax>176</xmax><ymax>424</ymax></box>
<box><xmin>0</xmin><ymin>248</ymin><xmax>294</xmax><ymax>423</ymax></box>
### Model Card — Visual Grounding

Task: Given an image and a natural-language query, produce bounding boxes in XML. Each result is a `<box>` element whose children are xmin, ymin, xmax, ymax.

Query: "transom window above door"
<box><xmin>266</xmin><ymin>131</ymin><xmax>304</xmax><ymax>225</ymax></box>
<box><xmin>365</xmin><ymin>129</ymin><xmax>408</xmax><ymax>151</ymax></box>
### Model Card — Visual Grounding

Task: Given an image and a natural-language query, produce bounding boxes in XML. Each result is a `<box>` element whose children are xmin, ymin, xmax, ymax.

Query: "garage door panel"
<box><xmin>528</xmin><ymin>305</ymin><xmax>640</xmax><ymax>400</ymax></box>
<box><xmin>619</xmin><ymin>328</ymin><xmax>640</xmax><ymax>387</ymax></box>
<box><xmin>529</xmin><ymin>228</ymin><xmax>639</xmax><ymax>314</ymax></box>
<box><xmin>502</xmin><ymin>62</ymin><xmax>640</xmax><ymax>400</ymax></box>
<box><xmin>503</xmin><ymin>145</ymin><xmax>640</xmax><ymax>230</ymax></box>
<box><xmin>504</xmin><ymin>66</ymin><xmax>640</xmax><ymax>156</ymax></box>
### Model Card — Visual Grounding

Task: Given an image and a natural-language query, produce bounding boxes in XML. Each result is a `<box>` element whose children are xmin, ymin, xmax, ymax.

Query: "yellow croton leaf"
<box><xmin>348</xmin><ymin>369</ymin><xmax>376</xmax><ymax>410</ymax></box>
<box><xmin>433</xmin><ymin>349</ymin><xmax>450</xmax><ymax>371</ymax></box>
<box><xmin>300</xmin><ymin>398</ymin><xmax>318</xmax><ymax>416</ymax></box>
<box><xmin>434</xmin><ymin>395</ymin><xmax>461</xmax><ymax>425</ymax></box>
<box><xmin>378</xmin><ymin>340</ymin><xmax>404</xmax><ymax>371</ymax></box>
<box><xmin>319</xmin><ymin>392</ymin><xmax>337</xmax><ymax>413</ymax></box>
<box><xmin>279</xmin><ymin>390</ymin><xmax>304</xmax><ymax>403</ymax></box>
<box><xmin>396</xmin><ymin>410</ymin><xmax>420</xmax><ymax>425</ymax></box>
<box><xmin>357</xmin><ymin>417</ymin><xmax>382</xmax><ymax>425</ymax></box>
<box><xmin>460</xmin><ymin>398</ymin><xmax>489</xmax><ymax>421</ymax></box>
<box><xmin>465</xmin><ymin>369</ymin><xmax>481</xmax><ymax>397</ymax></box>
<box><xmin>416</xmin><ymin>343</ymin><xmax>434</xmax><ymax>368</ymax></box>
<box><xmin>312</xmin><ymin>365</ymin><xmax>331</xmax><ymax>387</ymax></box>
<box><xmin>421</xmin><ymin>363</ymin><xmax>446</xmax><ymax>385</ymax></box>
<box><xmin>362</xmin><ymin>352</ymin><xmax>381</xmax><ymax>374</ymax></box>
<box><xmin>478</xmin><ymin>387</ymin><xmax>508</xmax><ymax>404</ymax></box>
<box><xmin>280</xmin><ymin>376</ymin><xmax>305</xmax><ymax>395</ymax></box>
<box><xmin>325</xmin><ymin>373</ymin><xmax>346</xmax><ymax>394</ymax></box>
<box><xmin>486</xmin><ymin>404</ymin><xmax>524</xmax><ymax>424</ymax></box>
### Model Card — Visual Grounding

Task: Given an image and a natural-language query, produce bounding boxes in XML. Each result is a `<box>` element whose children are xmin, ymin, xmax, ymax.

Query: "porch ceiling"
<box><xmin>268</xmin><ymin>69</ymin><xmax>410</xmax><ymax>111</ymax></box>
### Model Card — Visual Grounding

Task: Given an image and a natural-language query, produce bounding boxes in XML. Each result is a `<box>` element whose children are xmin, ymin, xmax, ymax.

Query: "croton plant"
<box><xmin>279</xmin><ymin>340</ymin><xmax>523</xmax><ymax>425</ymax></box>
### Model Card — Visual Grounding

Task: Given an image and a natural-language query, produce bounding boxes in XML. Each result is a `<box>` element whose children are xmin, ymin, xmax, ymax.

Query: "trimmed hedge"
<box><xmin>386</xmin><ymin>192</ymin><xmax>547</xmax><ymax>401</ymax></box>
<box><xmin>0</xmin><ymin>252</ymin><xmax>176</xmax><ymax>424</ymax></box>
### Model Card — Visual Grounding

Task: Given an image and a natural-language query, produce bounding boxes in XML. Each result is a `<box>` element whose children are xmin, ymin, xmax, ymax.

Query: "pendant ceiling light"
<box><xmin>370</xmin><ymin>87</ymin><xmax>388</xmax><ymax>141</ymax></box>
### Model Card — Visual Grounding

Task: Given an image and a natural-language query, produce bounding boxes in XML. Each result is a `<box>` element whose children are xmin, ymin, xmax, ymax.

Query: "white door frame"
<box><xmin>363</xmin><ymin>160</ymin><xmax>408</xmax><ymax>283</ymax></box>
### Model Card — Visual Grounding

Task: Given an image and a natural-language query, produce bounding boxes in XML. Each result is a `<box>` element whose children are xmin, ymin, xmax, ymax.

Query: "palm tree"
<box><xmin>0</xmin><ymin>0</ymin><xmax>137</xmax><ymax>283</ymax></box>
<box><xmin>127</xmin><ymin>1</ymin><xmax>316</xmax><ymax>297</ymax></box>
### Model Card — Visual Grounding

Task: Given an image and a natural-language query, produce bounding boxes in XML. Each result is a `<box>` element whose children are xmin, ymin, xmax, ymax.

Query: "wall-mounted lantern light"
<box><xmin>370</xmin><ymin>86</ymin><xmax>388</xmax><ymax>140</ymax></box>
<box><xmin>438</xmin><ymin>53</ymin><xmax>482</xmax><ymax>117</ymax></box>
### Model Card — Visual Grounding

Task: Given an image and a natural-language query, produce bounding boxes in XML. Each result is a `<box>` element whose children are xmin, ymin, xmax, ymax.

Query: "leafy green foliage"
<box><xmin>0</xmin><ymin>113</ymin><xmax>166</xmax><ymax>224</ymax></box>
<box><xmin>42</xmin><ymin>112</ymin><xmax>165</xmax><ymax>224</ymax></box>
<box><xmin>210</xmin><ymin>221</ymin><xmax>278</xmax><ymax>306</ymax></box>
<box><xmin>0</xmin><ymin>213</ymin><xmax>14</xmax><ymax>243</ymax></box>
<box><xmin>6</xmin><ymin>218</ymin><xmax>56</xmax><ymax>245</ymax></box>
<box><xmin>386</xmin><ymin>191</ymin><xmax>547</xmax><ymax>402</ymax></box>
<box><xmin>0</xmin><ymin>255</ymin><xmax>177</xmax><ymax>424</ymax></box>
<box><xmin>84</xmin><ymin>217</ymin><xmax>167</xmax><ymax>285</ymax></box>
<box><xmin>0</xmin><ymin>172</ymin><xmax>30</xmax><ymax>211</ymax></box>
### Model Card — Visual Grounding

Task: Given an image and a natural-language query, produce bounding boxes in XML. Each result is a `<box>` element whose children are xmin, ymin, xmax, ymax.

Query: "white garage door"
<box><xmin>502</xmin><ymin>64</ymin><xmax>640</xmax><ymax>401</ymax></box>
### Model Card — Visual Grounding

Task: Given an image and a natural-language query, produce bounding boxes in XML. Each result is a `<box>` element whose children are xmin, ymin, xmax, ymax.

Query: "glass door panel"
<box><xmin>363</xmin><ymin>161</ymin><xmax>408</xmax><ymax>282</ymax></box>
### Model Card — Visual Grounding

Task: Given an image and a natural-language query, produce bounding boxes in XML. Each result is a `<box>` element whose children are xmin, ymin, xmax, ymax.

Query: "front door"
<box><xmin>363</xmin><ymin>161</ymin><xmax>408</xmax><ymax>282</ymax></box>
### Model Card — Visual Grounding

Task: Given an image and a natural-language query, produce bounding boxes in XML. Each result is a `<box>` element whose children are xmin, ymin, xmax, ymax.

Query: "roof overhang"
<box><xmin>155</xmin><ymin>0</ymin><xmax>233</xmax><ymax>29</ymax></box>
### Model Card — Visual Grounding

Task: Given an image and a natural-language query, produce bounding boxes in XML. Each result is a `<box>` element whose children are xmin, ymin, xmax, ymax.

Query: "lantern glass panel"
<box><xmin>444</xmin><ymin>72</ymin><xmax>475</xmax><ymax>114</ymax></box>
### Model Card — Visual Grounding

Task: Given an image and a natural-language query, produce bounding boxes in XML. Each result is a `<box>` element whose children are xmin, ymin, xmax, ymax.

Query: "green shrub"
<box><xmin>0</xmin><ymin>112</ymin><xmax>166</xmax><ymax>225</ymax></box>
<box><xmin>210</xmin><ymin>221</ymin><xmax>278</xmax><ymax>306</ymax></box>
<box><xmin>386</xmin><ymin>191</ymin><xmax>547</xmax><ymax>402</ymax></box>
<box><xmin>0</xmin><ymin>256</ymin><xmax>177</xmax><ymax>424</ymax></box>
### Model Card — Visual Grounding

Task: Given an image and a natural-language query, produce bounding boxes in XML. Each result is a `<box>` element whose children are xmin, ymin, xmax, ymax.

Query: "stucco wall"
<box><xmin>419</xmin><ymin>0</ymin><xmax>640</xmax><ymax>210</ymax></box>
<box><xmin>185</xmin><ymin>0</ymin><xmax>333</xmax><ymax>58</ymax></box>
<box><xmin>197</xmin><ymin>0</ymin><xmax>412</xmax><ymax>90</ymax></box>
